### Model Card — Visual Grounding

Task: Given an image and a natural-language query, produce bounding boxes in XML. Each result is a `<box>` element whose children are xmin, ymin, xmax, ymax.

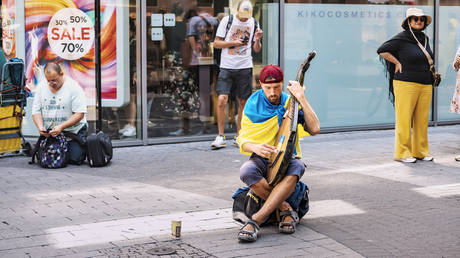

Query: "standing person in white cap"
<box><xmin>211</xmin><ymin>0</ymin><xmax>263</xmax><ymax>149</ymax></box>
<box><xmin>377</xmin><ymin>8</ymin><xmax>436</xmax><ymax>163</ymax></box>
<box><xmin>450</xmin><ymin>45</ymin><xmax>460</xmax><ymax>161</ymax></box>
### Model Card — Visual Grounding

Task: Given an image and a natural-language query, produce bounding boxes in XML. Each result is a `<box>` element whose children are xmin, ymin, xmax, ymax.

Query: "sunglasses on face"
<box><xmin>411</xmin><ymin>16</ymin><xmax>426</xmax><ymax>23</ymax></box>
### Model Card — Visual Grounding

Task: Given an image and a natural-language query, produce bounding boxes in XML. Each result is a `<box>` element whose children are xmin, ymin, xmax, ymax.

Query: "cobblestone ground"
<box><xmin>98</xmin><ymin>239</ymin><xmax>214</xmax><ymax>258</ymax></box>
<box><xmin>1</xmin><ymin>125</ymin><xmax>460</xmax><ymax>257</ymax></box>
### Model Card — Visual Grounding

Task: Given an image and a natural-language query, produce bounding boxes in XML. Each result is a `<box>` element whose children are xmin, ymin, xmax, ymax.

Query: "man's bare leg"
<box><xmin>236</xmin><ymin>98</ymin><xmax>247</xmax><ymax>136</ymax></box>
<box><xmin>217</xmin><ymin>94</ymin><xmax>228</xmax><ymax>135</ymax></box>
<box><xmin>240</xmin><ymin>175</ymin><xmax>297</xmax><ymax>235</ymax></box>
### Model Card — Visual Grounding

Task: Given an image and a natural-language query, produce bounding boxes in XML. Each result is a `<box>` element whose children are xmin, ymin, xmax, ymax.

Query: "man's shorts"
<box><xmin>239</xmin><ymin>153</ymin><xmax>306</xmax><ymax>187</ymax></box>
<box><xmin>216</xmin><ymin>68</ymin><xmax>253</xmax><ymax>100</ymax></box>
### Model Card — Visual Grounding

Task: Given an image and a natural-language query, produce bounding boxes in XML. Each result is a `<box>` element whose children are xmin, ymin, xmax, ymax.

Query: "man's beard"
<box><xmin>268</xmin><ymin>95</ymin><xmax>281</xmax><ymax>105</ymax></box>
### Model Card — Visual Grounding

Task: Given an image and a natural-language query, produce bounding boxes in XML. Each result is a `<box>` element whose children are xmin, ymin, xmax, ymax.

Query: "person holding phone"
<box><xmin>211</xmin><ymin>0</ymin><xmax>263</xmax><ymax>149</ymax></box>
<box><xmin>32</xmin><ymin>62</ymin><xmax>87</xmax><ymax>164</ymax></box>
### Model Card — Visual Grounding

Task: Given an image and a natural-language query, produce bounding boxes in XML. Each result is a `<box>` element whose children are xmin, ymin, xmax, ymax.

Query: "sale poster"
<box><xmin>1</xmin><ymin>0</ymin><xmax>16</xmax><ymax>59</ymax></box>
<box><xmin>25</xmin><ymin>0</ymin><xmax>118</xmax><ymax>104</ymax></box>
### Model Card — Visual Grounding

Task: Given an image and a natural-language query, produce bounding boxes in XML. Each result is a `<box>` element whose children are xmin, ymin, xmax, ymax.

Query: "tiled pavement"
<box><xmin>1</xmin><ymin>125</ymin><xmax>460</xmax><ymax>257</ymax></box>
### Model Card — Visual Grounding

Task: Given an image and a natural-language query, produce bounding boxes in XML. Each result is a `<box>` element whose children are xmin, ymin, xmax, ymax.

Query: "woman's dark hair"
<box><xmin>402</xmin><ymin>16</ymin><xmax>428</xmax><ymax>31</ymax></box>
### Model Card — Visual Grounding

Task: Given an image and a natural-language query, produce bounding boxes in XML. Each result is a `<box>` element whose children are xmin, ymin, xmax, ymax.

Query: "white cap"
<box><xmin>238</xmin><ymin>0</ymin><xmax>253</xmax><ymax>19</ymax></box>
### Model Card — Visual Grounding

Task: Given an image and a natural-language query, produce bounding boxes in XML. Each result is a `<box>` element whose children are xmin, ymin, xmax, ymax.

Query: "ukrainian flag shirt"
<box><xmin>237</xmin><ymin>89</ymin><xmax>310</xmax><ymax>158</ymax></box>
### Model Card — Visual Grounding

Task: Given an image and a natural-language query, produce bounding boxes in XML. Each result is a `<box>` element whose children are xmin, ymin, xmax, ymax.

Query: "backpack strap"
<box><xmin>63</xmin><ymin>131</ymin><xmax>86</xmax><ymax>147</ymax></box>
<box><xmin>29</xmin><ymin>136</ymin><xmax>46</xmax><ymax>165</ymax></box>
<box><xmin>223</xmin><ymin>15</ymin><xmax>258</xmax><ymax>44</ymax></box>
<box><xmin>198</xmin><ymin>15</ymin><xmax>215</xmax><ymax>39</ymax></box>
<box><xmin>199</xmin><ymin>15</ymin><xmax>211</xmax><ymax>27</ymax></box>
<box><xmin>224</xmin><ymin>14</ymin><xmax>233</xmax><ymax>39</ymax></box>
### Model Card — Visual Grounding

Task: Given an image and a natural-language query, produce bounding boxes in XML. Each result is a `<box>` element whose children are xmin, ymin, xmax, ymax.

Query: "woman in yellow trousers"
<box><xmin>377</xmin><ymin>8</ymin><xmax>435</xmax><ymax>163</ymax></box>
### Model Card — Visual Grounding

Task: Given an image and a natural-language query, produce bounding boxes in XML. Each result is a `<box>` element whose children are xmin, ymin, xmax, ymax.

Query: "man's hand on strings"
<box><xmin>287</xmin><ymin>80</ymin><xmax>306</xmax><ymax>101</ymax></box>
<box><xmin>254</xmin><ymin>143</ymin><xmax>276</xmax><ymax>158</ymax></box>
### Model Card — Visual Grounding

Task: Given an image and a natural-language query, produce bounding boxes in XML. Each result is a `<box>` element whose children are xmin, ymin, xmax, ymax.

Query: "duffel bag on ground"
<box><xmin>86</xmin><ymin>131</ymin><xmax>112</xmax><ymax>167</ymax></box>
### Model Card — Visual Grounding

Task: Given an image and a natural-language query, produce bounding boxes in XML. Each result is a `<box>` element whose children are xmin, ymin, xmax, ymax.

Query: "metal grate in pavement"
<box><xmin>99</xmin><ymin>239</ymin><xmax>215</xmax><ymax>257</ymax></box>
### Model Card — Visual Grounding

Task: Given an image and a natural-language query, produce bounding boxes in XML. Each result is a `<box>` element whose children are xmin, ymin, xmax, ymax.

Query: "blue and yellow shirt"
<box><xmin>237</xmin><ymin>89</ymin><xmax>310</xmax><ymax>158</ymax></box>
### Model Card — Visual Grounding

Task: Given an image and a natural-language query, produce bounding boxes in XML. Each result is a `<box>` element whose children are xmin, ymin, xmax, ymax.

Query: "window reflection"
<box><xmin>146</xmin><ymin>0</ymin><xmax>225</xmax><ymax>137</ymax></box>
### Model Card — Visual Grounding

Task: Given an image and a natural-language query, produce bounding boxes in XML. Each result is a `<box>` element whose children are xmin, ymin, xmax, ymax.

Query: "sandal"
<box><xmin>279</xmin><ymin>210</ymin><xmax>299</xmax><ymax>234</ymax></box>
<box><xmin>237</xmin><ymin>219</ymin><xmax>260</xmax><ymax>242</ymax></box>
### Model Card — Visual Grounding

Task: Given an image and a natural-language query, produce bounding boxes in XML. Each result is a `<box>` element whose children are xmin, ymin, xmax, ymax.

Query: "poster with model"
<box><xmin>24</xmin><ymin>0</ymin><xmax>129</xmax><ymax>107</ymax></box>
<box><xmin>1</xmin><ymin>0</ymin><xmax>16</xmax><ymax>59</ymax></box>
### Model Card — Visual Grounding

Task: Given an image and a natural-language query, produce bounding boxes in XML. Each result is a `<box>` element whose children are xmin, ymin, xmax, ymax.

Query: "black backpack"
<box><xmin>232</xmin><ymin>181</ymin><xmax>310</xmax><ymax>225</ymax></box>
<box><xmin>86</xmin><ymin>131</ymin><xmax>112</xmax><ymax>167</ymax></box>
<box><xmin>30</xmin><ymin>133</ymin><xmax>69</xmax><ymax>169</ymax></box>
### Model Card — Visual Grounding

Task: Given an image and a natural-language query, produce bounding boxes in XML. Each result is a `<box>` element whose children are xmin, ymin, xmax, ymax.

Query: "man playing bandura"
<box><xmin>236</xmin><ymin>64</ymin><xmax>320</xmax><ymax>242</ymax></box>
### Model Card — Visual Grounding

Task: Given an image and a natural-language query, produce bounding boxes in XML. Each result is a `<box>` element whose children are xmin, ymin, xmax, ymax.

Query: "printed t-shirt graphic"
<box><xmin>228</xmin><ymin>25</ymin><xmax>251</xmax><ymax>56</ymax></box>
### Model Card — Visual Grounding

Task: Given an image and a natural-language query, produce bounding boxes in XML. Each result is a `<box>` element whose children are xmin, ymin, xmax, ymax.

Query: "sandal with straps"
<box><xmin>237</xmin><ymin>219</ymin><xmax>260</xmax><ymax>242</ymax></box>
<box><xmin>279</xmin><ymin>210</ymin><xmax>299</xmax><ymax>234</ymax></box>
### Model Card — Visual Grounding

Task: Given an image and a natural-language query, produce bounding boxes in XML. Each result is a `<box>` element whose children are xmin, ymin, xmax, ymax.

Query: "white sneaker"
<box><xmin>211</xmin><ymin>135</ymin><xmax>226</xmax><ymax>149</ymax></box>
<box><xmin>417</xmin><ymin>156</ymin><xmax>433</xmax><ymax>161</ymax></box>
<box><xmin>395</xmin><ymin>157</ymin><xmax>416</xmax><ymax>163</ymax></box>
<box><xmin>122</xmin><ymin>125</ymin><xmax>136</xmax><ymax>137</ymax></box>
<box><xmin>119</xmin><ymin>124</ymin><xmax>130</xmax><ymax>134</ymax></box>
<box><xmin>455</xmin><ymin>155</ymin><xmax>460</xmax><ymax>162</ymax></box>
<box><xmin>232</xmin><ymin>136</ymin><xmax>239</xmax><ymax>148</ymax></box>
<box><xmin>169</xmin><ymin>128</ymin><xmax>190</xmax><ymax>136</ymax></box>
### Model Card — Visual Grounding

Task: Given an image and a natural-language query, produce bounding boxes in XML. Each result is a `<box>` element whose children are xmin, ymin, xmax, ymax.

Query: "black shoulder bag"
<box><xmin>409</xmin><ymin>26</ymin><xmax>441</xmax><ymax>87</ymax></box>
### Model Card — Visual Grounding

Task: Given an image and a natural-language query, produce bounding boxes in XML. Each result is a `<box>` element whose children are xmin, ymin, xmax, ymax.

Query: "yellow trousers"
<box><xmin>393</xmin><ymin>80</ymin><xmax>432</xmax><ymax>159</ymax></box>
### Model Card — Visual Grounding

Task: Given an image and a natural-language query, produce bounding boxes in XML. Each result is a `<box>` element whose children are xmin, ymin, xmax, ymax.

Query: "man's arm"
<box><xmin>287</xmin><ymin>81</ymin><xmax>320</xmax><ymax>136</ymax></box>
<box><xmin>188</xmin><ymin>36</ymin><xmax>198</xmax><ymax>54</ymax></box>
<box><xmin>31</xmin><ymin>88</ymin><xmax>49</xmax><ymax>137</ymax></box>
<box><xmin>213</xmin><ymin>36</ymin><xmax>244</xmax><ymax>49</ymax></box>
<box><xmin>242</xmin><ymin>142</ymin><xmax>276</xmax><ymax>159</ymax></box>
<box><xmin>32</xmin><ymin>113</ymin><xmax>49</xmax><ymax>137</ymax></box>
<box><xmin>379</xmin><ymin>52</ymin><xmax>402</xmax><ymax>74</ymax></box>
<box><xmin>252</xmin><ymin>28</ymin><xmax>262</xmax><ymax>53</ymax></box>
<box><xmin>49</xmin><ymin>113</ymin><xmax>84</xmax><ymax>137</ymax></box>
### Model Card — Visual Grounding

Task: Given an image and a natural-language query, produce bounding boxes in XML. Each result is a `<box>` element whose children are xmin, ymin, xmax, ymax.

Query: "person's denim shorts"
<box><xmin>239</xmin><ymin>153</ymin><xmax>306</xmax><ymax>187</ymax></box>
<box><xmin>216</xmin><ymin>68</ymin><xmax>253</xmax><ymax>99</ymax></box>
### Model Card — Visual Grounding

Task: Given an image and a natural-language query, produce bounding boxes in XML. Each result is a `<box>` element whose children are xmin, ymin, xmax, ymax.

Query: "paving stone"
<box><xmin>98</xmin><ymin>239</ymin><xmax>214</xmax><ymax>257</ymax></box>
<box><xmin>1</xmin><ymin>125</ymin><xmax>460</xmax><ymax>257</ymax></box>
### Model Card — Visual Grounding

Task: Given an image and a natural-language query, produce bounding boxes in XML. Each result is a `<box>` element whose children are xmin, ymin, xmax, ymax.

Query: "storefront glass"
<box><xmin>143</xmin><ymin>0</ymin><xmax>280</xmax><ymax>139</ymax></box>
<box><xmin>9</xmin><ymin>0</ymin><xmax>134</xmax><ymax>140</ymax></box>
<box><xmin>438</xmin><ymin>0</ymin><xmax>460</xmax><ymax>121</ymax></box>
<box><xmin>6</xmin><ymin>0</ymin><xmax>460</xmax><ymax>146</ymax></box>
<box><xmin>100</xmin><ymin>1</ymin><xmax>141</xmax><ymax>140</ymax></box>
<box><xmin>283</xmin><ymin>0</ymin><xmax>434</xmax><ymax>128</ymax></box>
